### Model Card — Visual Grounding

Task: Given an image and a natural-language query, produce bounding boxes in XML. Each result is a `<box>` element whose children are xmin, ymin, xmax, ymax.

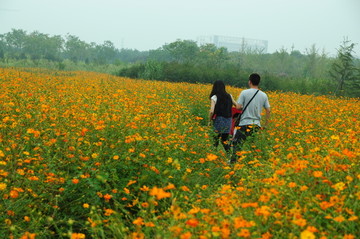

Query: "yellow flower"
<box><xmin>300</xmin><ymin>230</ymin><xmax>315</xmax><ymax>239</ymax></box>
<box><xmin>0</xmin><ymin>182</ymin><xmax>7</xmax><ymax>190</ymax></box>
<box><xmin>332</xmin><ymin>182</ymin><xmax>346</xmax><ymax>191</ymax></box>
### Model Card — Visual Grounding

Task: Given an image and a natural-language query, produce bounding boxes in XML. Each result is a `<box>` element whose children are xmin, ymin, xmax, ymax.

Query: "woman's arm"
<box><xmin>208</xmin><ymin>99</ymin><xmax>216</xmax><ymax>125</ymax></box>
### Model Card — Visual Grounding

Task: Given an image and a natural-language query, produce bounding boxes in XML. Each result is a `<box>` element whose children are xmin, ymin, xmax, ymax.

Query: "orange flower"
<box><xmin>180</xmin><ymin>232</ymin><xmax>192</xmax><ymax>239</ymax></box>
<box><xmin>10</xmin><ymin>190</ymin><xmax>19</xmax><ymax>198</ymax></box>
<box><xmin>206</xmin><ymin>153</ymin><xmax>218</xmax><ymax>161</ymax></box>
<box><xmin>255</xmin><ymin>206</ymin><xmax>271</xmax><ymax>218</ymax></box>
<box><xmin>127</xmin><ymin>180</ymin><xmax>137</xmax><ymax>186</ymax></box>
<box><xmin>140</xmin><ymin>185</ymin><xmax>149</xmax><ymax>191</ymax></box>
<box><xmin>185</xmin><ymin>218</ymin><xmax>199</xmax><ymax>227</ymax></box>
<box><xmin>288</xmin><ymin>182</ymin><xmax>297</xmax><ymax>188</ymax></box>
<box><xmin>313</xmin><ymin>171</ymin><xmax>323</xmax><ymax>177</ymax></box>
<box><xmin>237</xmin><ymin>228</ymin><xmax>251</xmax><ymax>238</ymax></box>
<box><xmin>144</xmin><ymin>222</ymin><xmax>155</xmax><ymax>227</ymax></box>
<box><xmin>103</xmin><ymin>194</ymin><xmax>112</xmax><ymax>202</ymax></box>
<box><xmin>292</xmin><ymin>218</ymin><xmax>307</xmax><ymax>227</ymax></box>
<box><xmin>234</xmin><ymin>217</ymin><xmax>255</xmax><ymax>229</ymax></box>
<box><xmin>133</xmin><ymin>217</ymin><xmax>144</xmax><ymax>226</ymax></box>
<box><xmin>181</xmin><ymin>186</ymin><xmax>191</xmax><ymax>192</ymax></box>
<box><xmin>333</xmin><ymin>215</ymin><xmax>346</xmax><ymax>222</ymax></box>
<box><xmin>306</xmin><ymin>226</ymin><xmax>318</xmax><ymax>232</ymax></box>
<box><xmin>164</xmin><ymin>183</ymin><xmax>176</xmax><ymax>190</ymax></box>
<box><xmin>72</xmin><ymin>178</ymin><xmax>79</xmax><ymax>184</ymax></box>
<box><xmin>260</xmin><ymin>232</ymin><xmax>272</xmax><ymax>239</ymax></box>
<box><xmin>20</xmin><ymin>232</ymin><xmax>36</xmax><ymax>239</ymax></box>
<box><xmin>141</xmin><ymin>202</ymin><xmax>149</xmax><ymax>208</ymax></box>
<box><xmin>149</xmin><ymin>186</ymin><xmax>171</xmax><ymax>200</ymax></box>
<box><xmin>71</xmin><ymin>233</ymin><xmax>86</xmax><ymax>239</ymax></box>
<box><xmin>343</xmin><ymin>234</ymin><xmax>356</xmax><ymax>239</ymax></box>
<box><xmin>104</xmin><ymin>208</ymin><xmax>115</xmax><ymax>216</ymax></box>
<box><xmin>7</xmin><ymin>210</ymin><xmax>15</xmax><ymax>216</ymax></box>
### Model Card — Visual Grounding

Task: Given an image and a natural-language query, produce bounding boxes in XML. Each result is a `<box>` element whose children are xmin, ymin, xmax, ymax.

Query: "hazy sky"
<box><xmin>1</xmin><ymin>0</ymin><xmax>359</xmax><ymax>56</ymax></box>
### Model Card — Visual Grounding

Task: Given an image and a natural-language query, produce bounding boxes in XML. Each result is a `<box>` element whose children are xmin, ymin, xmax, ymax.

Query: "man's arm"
<box><xmin>236</xmin><ymin>93</ymin><xmax>243</xmax><ymax>110</ymax></box>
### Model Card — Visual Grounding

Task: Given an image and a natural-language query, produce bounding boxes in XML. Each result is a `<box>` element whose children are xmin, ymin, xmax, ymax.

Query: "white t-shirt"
<box><xmin>211</xmin><ymin>94</ymin><xmax>235</xmax><ymax>104</ymax></box>
<box><xmin>237</xmin><ymin>88</ymin><xmax>270</xmax><ymax>127</ymax></box>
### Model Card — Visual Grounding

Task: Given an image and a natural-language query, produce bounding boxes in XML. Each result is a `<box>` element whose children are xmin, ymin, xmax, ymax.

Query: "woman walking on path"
<box><xmin>209</xmin><ymin>80</ymin><xmax>239</xmax><ymax>152</ymax></box>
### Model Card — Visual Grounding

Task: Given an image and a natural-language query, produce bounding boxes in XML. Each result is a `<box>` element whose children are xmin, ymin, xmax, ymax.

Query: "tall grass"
<box><xmin>0</xmin><ymin>68</ymin><xmax>359</xmax><ymax>238</ymax></box>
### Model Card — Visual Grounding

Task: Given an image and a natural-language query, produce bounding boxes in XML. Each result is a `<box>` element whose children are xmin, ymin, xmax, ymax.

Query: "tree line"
<box><xmin>0</xmin><ymin>29</ymin><xmax>359</xmax><ymax>97</ymax></box>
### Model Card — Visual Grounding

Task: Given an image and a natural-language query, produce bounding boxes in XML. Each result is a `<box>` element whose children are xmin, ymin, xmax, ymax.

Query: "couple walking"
<box><xmin>209</xmin><ymin>73</ymin><xmax>271</xmax><ymax>163</ymax></box>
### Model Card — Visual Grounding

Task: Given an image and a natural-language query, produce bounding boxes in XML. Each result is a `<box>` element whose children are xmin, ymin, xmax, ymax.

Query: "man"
<box><xmin>230</xmin><ymin>73</ymin><xmax>271</xmax><ymax>163</ymax></box>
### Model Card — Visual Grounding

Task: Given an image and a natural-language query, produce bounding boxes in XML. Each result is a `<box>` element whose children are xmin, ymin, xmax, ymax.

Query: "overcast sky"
<box><xmin>1</xmin><ymin>0</ymin><xmax>359</xmax><ymax>56</ymax></box>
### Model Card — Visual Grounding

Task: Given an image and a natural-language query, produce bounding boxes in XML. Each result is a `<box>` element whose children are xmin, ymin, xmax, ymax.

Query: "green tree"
<box><xmin>0</xmin><ymin>34</ymin><xmax>6</xmax><ymax>61</ymax></box>
<box><xmin>64</xmin><ymin>34</ymin><xmax>90</xmax><ymax>62</ymax></box>
<box><xmin>163</xmin><ymin>39</ymin><xmax>199</xmax><ymax>64</ymax></box>
<box><xmin>272</xmin><ymin>47</ymin><xmax>290</xmax><ymax>74</ymax></box>
<box><xmin>139</xmin><ymin>60</ymin><xmax>164</xmax><ymax>80</ymax></box>
<box><xmin>23</xmin><ymin>31</ymin><xmax>63</xmax><ymax>62</ymax></box>
<box><xmin>44</xmin><ymin>35</ymin><xmax>64</xmax><ymax>61</ymax></box>
<box><xmin>93</xmin><ymin>40</ymin><xmax>118</xmax><ymax>64</ymax></box>
<box><xmin>329</xmin><ymin>38</ymin><xmax>359</xmax><ymax>97</ymax></box>
<box><xmin>4</xmin><ymin>29</ymin><xmax>27</xmax><ymax>59</ymax></box>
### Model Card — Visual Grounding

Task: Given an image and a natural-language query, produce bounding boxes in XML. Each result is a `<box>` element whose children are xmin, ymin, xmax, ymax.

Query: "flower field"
<box><xmin>0</xmin><ymin>68</ymin><xmax>359</xmax><ymax>239</ymax></box>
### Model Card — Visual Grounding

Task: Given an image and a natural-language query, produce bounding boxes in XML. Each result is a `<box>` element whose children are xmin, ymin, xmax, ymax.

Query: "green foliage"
<box><xmin>139</xmin><ymin>61</ymin><xmax>164</xmax><ymax>80</ymax></box>
<box><xmin>329</xmin><ymin>38</ymin><xmax>360</xmax><ymax>97</ymax></box>
<box><xmin>1</xmin><ymin>29</ymin><xmax>359</xmax><ymax>97</ymax></box>
<box><xmin>162</xmin><ymin>39</ymin><xmax>199</xmax><ymax>64</ymax></box>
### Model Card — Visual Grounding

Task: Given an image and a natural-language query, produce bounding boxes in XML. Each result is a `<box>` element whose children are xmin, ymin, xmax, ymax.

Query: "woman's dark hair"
<box><xmin>209</xmin><ymin>80</ymin><xmax>232</xmax><ymax>118</ymax></box>
<box><xmin>209</xmin><ymin>80</ymin><xmax>227</xmax><ymax>99</ymax></box>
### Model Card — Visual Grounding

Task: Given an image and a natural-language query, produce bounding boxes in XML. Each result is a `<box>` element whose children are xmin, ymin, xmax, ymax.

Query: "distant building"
<box><xmin>197</xmin><ymin>35</ymin><xmax>268</xmax><ymax>53</ymax></box>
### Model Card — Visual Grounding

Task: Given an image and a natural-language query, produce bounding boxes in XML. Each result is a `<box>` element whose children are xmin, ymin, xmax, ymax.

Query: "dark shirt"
<box><xmin>214</xmin><ymin>93</ymin><xmax>232</xmax><ymax>118</ymax></box>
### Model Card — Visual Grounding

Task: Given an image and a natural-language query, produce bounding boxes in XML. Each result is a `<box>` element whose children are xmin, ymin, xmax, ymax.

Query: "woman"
<box><xmin>209</xmin><ymin>80</ymin><xmax>238</xmax><ymax>152</ymax></box>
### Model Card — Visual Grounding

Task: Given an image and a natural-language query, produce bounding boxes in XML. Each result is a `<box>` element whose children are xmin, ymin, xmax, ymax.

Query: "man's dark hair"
<box><xmin>249</xmin><ymin>73</ymin><xmax>261</xmax><ymax>85</ymax></box>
